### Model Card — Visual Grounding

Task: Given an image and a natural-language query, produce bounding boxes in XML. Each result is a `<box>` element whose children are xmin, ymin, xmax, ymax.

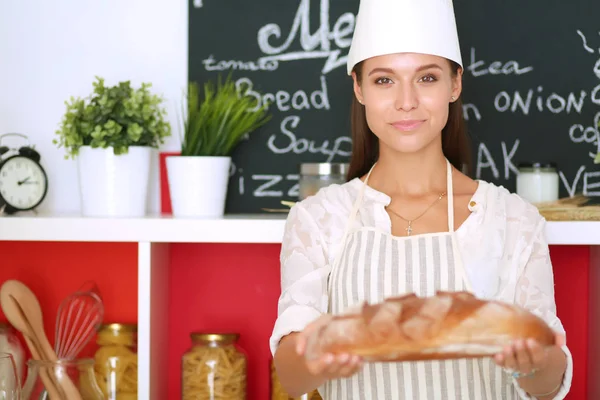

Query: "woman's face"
<box><xmin>353</xmin><ymin>53</ymin><xmax>462</xmax><ymax>156</ymax></box>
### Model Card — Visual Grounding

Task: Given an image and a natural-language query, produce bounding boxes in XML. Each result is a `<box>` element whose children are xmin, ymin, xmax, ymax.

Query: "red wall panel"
<box><xmin>0</xmin><ymin>241</ymin><xmax>138</xmax><ymax>359</ymax></box>
<box><xmin>167</xmin><ymin>243</ymin><xmax>282</xmax><ymax>399</ymax></box>
<box><xmin>549</xmin><ymin>245</ymin><xmax>590</xmax><ymax>400</ymax></box>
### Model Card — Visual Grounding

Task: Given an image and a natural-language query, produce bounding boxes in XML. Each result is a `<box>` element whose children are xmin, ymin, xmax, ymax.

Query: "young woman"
<box><xmin>269</xmin><ymin>0</ymin><xmax>572</xmax><ymax>399</ymax></box>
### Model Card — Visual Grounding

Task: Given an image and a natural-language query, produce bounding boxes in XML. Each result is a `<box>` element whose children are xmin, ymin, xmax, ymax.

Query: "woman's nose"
<box><xmin>394</xmin><ymin>84</ymin><xmax>418</xmax><ymax>111</ymax></box>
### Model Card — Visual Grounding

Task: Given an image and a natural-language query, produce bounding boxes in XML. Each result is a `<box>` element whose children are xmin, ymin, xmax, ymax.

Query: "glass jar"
<box><xmin>299</xmin><ymin>163</ymin><xmax>349</xmax><ymax>200</ymax></box>
<box><xmin>93</xmin><ymin>323</ymin><xmax>138</xmax><ymax>399</ymax></box>
<box><xmin>270</xmin><ymin>360</ymin><xmax>322</xmax><ymax>400</ymax></box>
<box><xmin>182</xmin><ymin>333</ymin><xmax>247</xmax><ymax>400</ymax></box>
<box><xmin>0</xmin><ymin>352</ymin><xmax>19</xmax><ymax>400</ymax></box>
<box><xmin>22</xmin><ymin>359</ymin><xmax>104</xmax><ymax>400</ymax></box>
<box><xmin>516</xmin><ymin>162</ymin><xmax>559</xmax><ymax>203</ymax></box>
<box><xmin>0</xmin><ymin>322</ymin><xmax>25</xmax><ymax>388</ymax></box>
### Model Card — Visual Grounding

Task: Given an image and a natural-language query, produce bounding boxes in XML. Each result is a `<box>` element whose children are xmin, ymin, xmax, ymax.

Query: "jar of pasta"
<box><xmin>182</xmin><ymin>332</ymin><xmax>247</xmax><ymax>400</ymax></box>
<box><xmin>271</xmin><ymin>359</ymin><xmax>322</xmax><ymax>400</ymax></box>
<box><xmin>94</xmin><ymin>323</ymin><xmax>138</xmax><ymax>399</ymax></box>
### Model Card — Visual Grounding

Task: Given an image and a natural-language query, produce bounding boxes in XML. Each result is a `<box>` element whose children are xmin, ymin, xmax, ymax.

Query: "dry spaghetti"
<box><xmin>182</xmin><ymin>333</ymin><xmax>247</xmax><ymax>400</ymax></box>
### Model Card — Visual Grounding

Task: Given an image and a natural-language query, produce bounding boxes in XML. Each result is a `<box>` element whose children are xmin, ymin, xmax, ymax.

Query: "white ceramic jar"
<box><xmin>516</xmin><ymin>162</ymin><xmax>559</xmax><ymax>204</ymax></box>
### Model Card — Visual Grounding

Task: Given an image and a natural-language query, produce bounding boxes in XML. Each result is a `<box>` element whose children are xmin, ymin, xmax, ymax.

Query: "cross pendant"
<box><xmin>406</xmin><ymin>221</ymin><xmax>413</xmax><ymax>236</ymax></box>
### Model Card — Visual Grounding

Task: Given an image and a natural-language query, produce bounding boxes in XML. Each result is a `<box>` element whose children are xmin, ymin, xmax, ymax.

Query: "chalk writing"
<box><xmin>252</xmin><ymin>175</ymin><xmax>284</xmax><ymax>197</ymax></box>
<box><xmin>565</xmin><ymin>36</ymin><xmax>600</xmax><ymax>165</ymax></box>
<box><xmin>203</xmin><ymin>55</ymin><xmax>278</xmax><ymax>72</ymax></box>
<box><xmin>256</xmin><ymin>0</ymin><xmax>354</xmax><ymax>74</ymax></box>
<box><xmin>560</xmin><ymin>165</ymin><xmax>600</xmax><ymax>197</ymax></box>
<box><xmin>266</xmin><ymin>115</ymin><xmax>352</xmax><ymax>162</ymax></box>
<box><xmin>494</xmin><ymin>87</ymin><xmax>587</xmax><ymax>115</ymax></box>
<box><xmin>569</xmin><ymin>109</ymin><xmax>600</xmax><ymax>160</ymax></box>
<box><xmin>467</xmin><ymin>48</ymin><xmax>534</xmax><ymax>77</ymax></box>
<box><xmin>577</xmin><ymin>30</ymin><xmax>595</xmax><ymax>53</ymax></box>
<box><xmin>502</xmin><ymin>140</ymin><xmax>520</xmax><ymax>179</ymax></box>
<box><xmin>475</xmin><ymin>140</ymin><xmax>520</xmax><ymax>180</ymax></box>
<box><xmin>240</xmin><ymin>174</ymin><xmax>300</xmax><ymax>197</ymax></box>
<box><xmin>236</xmin><ymin>76</ymin><xmax>331</xmax><ymax>112</ymax></box>
<box><xmin>463</xmin><ymin>103</ymin><xmax>482</xmax><ymax>121</ymax></box>
<box><xmin>584</xmin><ymin>171</ymin><xmax>600</xmax><ymax>195</ymax></box>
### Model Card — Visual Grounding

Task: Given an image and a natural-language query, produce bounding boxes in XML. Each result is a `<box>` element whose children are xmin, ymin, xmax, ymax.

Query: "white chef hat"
<box><xmin>346</xmin><ymin>0</ymin><xmax>463</xmax><ymax>75</ymax></box>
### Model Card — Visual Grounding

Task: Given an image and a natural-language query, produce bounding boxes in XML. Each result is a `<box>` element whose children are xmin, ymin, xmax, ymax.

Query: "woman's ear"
<box><xmin>451</xmin><ymin>67</ymin><xmax>463</xmax><ymax>102</ymax></box>
<box><xmin>352</xmin><ymin>71</ymin><xmax>364</xmax><ymax>104</ymax></box>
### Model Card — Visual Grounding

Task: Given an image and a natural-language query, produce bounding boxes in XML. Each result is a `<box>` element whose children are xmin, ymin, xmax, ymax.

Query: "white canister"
<box><xmin>298</xmin><ymin>163</ymin><xmax>349</xmax><ymax>200</ymax></box>
<box><xmin>516</xmin><ymin>162</ymin><xmax>560</xmax><ymax>204</ymax></box>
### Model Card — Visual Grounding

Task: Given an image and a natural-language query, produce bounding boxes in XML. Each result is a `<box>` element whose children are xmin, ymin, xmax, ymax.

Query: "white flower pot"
<box><xmin>166</xmin><ymin>156</ymin><xmax>231</xmax><ymax>218</ymax></box>
<box><xmin>77</xmin><ymin>146</ymin><xmax>152</xmax><ymax>217</ymax></box>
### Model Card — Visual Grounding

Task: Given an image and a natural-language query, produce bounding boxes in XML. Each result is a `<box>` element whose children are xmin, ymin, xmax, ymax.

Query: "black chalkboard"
<box><xmin>188</xmin><ymin>0</ymin><xmax>600</xmax><ymax>214</ymax></box>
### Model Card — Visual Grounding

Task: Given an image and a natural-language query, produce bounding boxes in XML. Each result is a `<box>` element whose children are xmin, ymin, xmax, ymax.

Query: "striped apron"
<box><xmin>322</xmin><ymin>159</ymin><xmax>517</xmax><ymax>399</ymax></box>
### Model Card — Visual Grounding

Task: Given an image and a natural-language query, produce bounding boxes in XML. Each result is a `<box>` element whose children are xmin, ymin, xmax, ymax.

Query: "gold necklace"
<box><xmin>386</xmin><ymin>192</ymin><xmax>447</xmax><ymax>236</ymax></box>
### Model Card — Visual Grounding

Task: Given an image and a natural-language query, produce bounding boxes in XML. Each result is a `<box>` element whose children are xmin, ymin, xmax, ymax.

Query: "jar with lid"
<box><xmin>182</xmin><ymin>333</ymin><xmax>247</xmax><ymax>400</ymax></box>
<box><xmin>93</xmin><ymin>323</ymin><xmax>138</xmax><ymax>399</ymax></box>
<box><xmin>271</xmin><ymin>359</ymin><xmax>322</xmax><ymax>400</ymax></box>
<box><xmin>0</xmin><ymin>322</ymin><xmax>25</xmax><ymax>387</ymax></box>
<box><xmin>516</xmin><ymin>162</ymin><xmax>559</xmax><ymax>203</ymax></box>
<box><xmin>299</xmin><ymin>163</ymin><xmax>349</xmax><ymax>200</ymax></box>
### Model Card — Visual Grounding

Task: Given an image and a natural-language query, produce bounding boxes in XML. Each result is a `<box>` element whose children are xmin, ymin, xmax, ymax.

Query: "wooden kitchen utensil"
<box><xmin>0</xmin><ymin>280</ymin><xmax>83</xmax><ymax>400</ymax></box>
<box><xmin>0</xmin><ymin>282</ymin><xmax>63</xmax><ymax>399</ymax></box>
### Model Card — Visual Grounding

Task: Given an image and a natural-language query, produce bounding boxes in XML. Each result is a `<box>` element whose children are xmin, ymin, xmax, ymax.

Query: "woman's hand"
<box><xmin>295</xmin><ymin>314</ymin><xmax>364</xmax><ymax>380</ymax></box>
<box><xmin>493</xmin><ymin>333</ymin><xmax>566</xmax><ymax>378</ymax></box>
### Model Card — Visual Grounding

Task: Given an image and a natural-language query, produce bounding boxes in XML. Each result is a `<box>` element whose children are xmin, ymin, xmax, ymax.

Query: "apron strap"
<box><xmin>446</xmin><ymin>159</ymin><xmax>455</xmax><ymax>233</ymax></box>
<box><xmin>330</xmin><ymin>164</ymin><xmax>375</xmax><ymax>275</ymax></box>
<box><xmin>351</xmin><ymin>164</ymin><xmax>375</xmax><ymax>222</ymax></box>
<box><xmin>344</xmin><ymin>163</ymin><xmax>375</xmax><ymax>240</ymax></box>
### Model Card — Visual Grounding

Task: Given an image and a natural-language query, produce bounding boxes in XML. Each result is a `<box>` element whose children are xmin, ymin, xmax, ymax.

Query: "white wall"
<box><xmin>0</xmin><ymin>0</ymin><xmax>187</xmax><ymax>214</ymax></box>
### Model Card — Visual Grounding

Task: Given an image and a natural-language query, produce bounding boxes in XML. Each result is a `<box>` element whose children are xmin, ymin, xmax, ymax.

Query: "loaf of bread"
<box><xmin>304</xmin><ymin>291</ymin><xmax>557</xmax><ymax>362</ymax></box>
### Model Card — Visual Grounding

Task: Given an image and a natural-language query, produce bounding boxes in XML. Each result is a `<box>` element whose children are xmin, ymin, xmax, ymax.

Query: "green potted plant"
<box><xmin>167</xmin><ymin>75</ymin><xmax>271</xmax><ymax>217</ymax></box>
<box><xmin>54</xmin><ymin>76</ymin><xmax>171</xmax><ymax>217</ymax></box>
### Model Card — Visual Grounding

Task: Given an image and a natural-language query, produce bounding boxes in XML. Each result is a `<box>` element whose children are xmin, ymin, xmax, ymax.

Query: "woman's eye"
<box><xmin>420</xmin><ymin>74</ymin><xmax>438</xmax><ymax>83</ymax></box>
<box><xmin>375</xmin><ymin>77</ymin><xmax>393</xmax><ymax>85</ymax></box>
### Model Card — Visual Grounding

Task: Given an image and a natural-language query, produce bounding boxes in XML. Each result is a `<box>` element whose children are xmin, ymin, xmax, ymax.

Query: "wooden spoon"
<box><xmin>24</xmin><ymin>337</ymin><xmax>64</xmax><ymax>400</ymax></box>
<box><xmin>0</xmin><ymin>282</ymin><xmax>63</xmax><ymax>399</ymax></box>
<box><xmin>0</xmin><ymin>280</ymin><xmax>83</xmax><ymax>400</ymax></box>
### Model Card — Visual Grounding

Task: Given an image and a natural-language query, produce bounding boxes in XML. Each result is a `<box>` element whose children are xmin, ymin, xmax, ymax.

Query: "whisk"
<box><xmin>54</xmin><ymin>281</ymin><xmax>104</xmax><ymax>360</ymax></box>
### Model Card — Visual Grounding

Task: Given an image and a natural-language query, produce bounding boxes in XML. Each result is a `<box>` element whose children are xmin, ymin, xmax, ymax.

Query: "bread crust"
<box><xmin>304</xmin><ymin>291</ymin><xmax>556</xmax><ymax>362</ymax></box>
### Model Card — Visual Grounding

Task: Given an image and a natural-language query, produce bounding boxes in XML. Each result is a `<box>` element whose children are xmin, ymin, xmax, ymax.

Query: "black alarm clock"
<box><xmin>0</xmin><ymin>133</ymin><xmax>48</xmax><ymax>215</ymax></box>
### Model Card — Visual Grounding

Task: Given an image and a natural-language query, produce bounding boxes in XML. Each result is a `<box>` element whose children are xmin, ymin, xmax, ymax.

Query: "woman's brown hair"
<box><xmin>346</xmin><ymin>60</ymin><xmax>472</xmax><ymax>181</ymax></box>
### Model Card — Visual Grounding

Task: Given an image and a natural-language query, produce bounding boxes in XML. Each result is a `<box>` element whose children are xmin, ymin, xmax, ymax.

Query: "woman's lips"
<box><xmin>391</xmin><ymin>120</ymin><xmax>425</xmax><ymax>131</ymax></box>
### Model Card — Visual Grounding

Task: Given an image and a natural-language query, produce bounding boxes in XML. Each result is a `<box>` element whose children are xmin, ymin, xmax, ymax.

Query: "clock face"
<box><xmin>0</xmin><ymin>156</ymin><xmax>48</xmax><ymax>210</ymax></box>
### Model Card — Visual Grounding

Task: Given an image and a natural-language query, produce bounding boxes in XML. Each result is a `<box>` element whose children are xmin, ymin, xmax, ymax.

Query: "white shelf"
<box><xmin>1</xmin><ymin>213</ymin><xmax>600</xmax><ymax>245</ymax></box>
<box><xmin>545</xmin><ymin>221</ymin><xmax>600</xmax><ymax>245</ymax></box>
<box><xmin>0</xmin><ymin>213</ymin><xmax>287</xmax><ymax>243</ymax></box>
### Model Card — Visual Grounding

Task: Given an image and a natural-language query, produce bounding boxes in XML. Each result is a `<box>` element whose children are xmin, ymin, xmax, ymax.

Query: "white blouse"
<box><xmin>269</xmin><ymin>177</ymin><xmax>573</xmax><ymax>399</ymax></box>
